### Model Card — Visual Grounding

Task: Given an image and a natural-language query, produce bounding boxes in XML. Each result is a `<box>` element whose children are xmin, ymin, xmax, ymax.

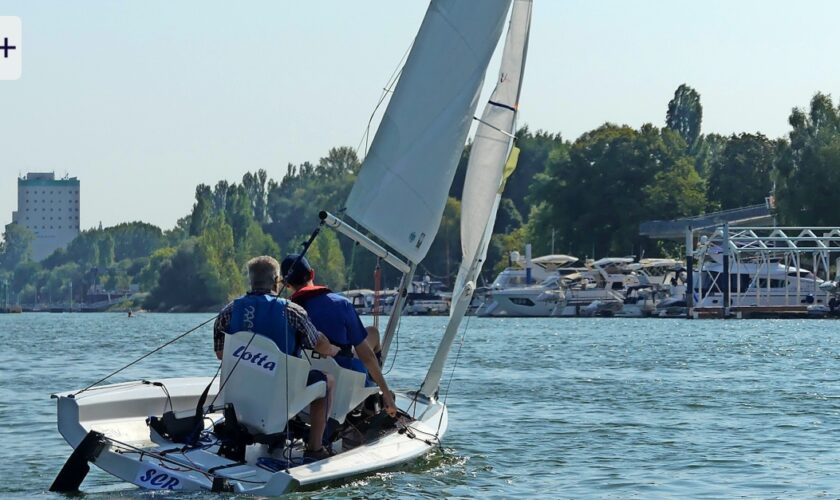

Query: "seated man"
<box><xmin>213</xmin><ymin>255</ymin><xmax>340</xmax><ymax>460</ymax></box>
<box><xmin>281</xmin><ymin>254</ymin><xmax>397</xmax><ymax>418</ymax></box>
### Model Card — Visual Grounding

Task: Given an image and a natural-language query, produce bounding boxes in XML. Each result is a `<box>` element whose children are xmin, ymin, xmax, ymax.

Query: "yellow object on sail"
<box><xmin>498</xmin><ymin>145</ymin><xmax>521</xmax><ymax>194</ymax></box>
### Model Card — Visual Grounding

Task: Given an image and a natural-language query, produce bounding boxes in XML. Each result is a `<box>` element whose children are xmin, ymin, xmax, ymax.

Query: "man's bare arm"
<box><xmin>314</xmin><ymin>332</ymin><xmax>341</xmax><ymax>357</ymax></box>
<box><xmin>355</xmin><ymin>341</ymin><xmax>397</xmax><ymax>417</ymax></box>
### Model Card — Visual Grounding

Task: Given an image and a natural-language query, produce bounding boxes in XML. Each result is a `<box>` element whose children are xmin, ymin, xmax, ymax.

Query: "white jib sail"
<box><xmin>345</xmin><ymin>0</ymin><xmax>512</xmax><ymax>264</ymax></box>
<box><xmin>421</xmin><ymin>0</ymin><xmax>532</xmax><ymax>398</ymax></box>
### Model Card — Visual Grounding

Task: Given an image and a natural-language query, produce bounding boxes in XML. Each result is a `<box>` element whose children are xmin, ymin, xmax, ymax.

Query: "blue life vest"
<box><xmin>229</xmin><ymin>294</ymin><xmax>299</xmax><ymax>356</ymax></box>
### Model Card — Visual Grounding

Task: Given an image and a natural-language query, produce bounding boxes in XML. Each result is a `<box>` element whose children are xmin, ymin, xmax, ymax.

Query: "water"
<box><xmin>2</xmin><ymin>313</ymin><xmax>840</xmax><ymax>498</ymax></box>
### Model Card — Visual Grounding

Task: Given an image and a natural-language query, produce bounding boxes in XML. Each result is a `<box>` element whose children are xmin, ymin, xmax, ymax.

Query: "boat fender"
<box><xmin>49</xmin><ymin>430</ymin><xmax>107</xmax><ymax>492</ymax></box>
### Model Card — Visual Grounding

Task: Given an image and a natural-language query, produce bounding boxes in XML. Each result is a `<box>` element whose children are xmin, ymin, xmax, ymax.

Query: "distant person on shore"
<box><xmin>281</xmin><ymin>254</ymin><xmax>397</xmax><ymax>418</ymax></box>
<box><xmin>213</xmin><ymin>255</ymin><xmax>340</xmax><ymax>459</ymax></box>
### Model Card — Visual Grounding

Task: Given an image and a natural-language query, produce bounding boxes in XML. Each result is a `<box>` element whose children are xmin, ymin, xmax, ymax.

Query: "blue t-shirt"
<box><xmin>292</xmin><ymin>287</ymin><xmax>370</xmax><ymax>377</ymax></box>
<box><xmin>298</xmin><ymin>291</ymin><xmax>367</xmax><ymax>348</ymax></box>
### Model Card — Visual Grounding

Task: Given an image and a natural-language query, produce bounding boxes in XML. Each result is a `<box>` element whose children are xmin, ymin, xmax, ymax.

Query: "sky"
<box><xmin>1</xmin><ymin>0</ymin><xmax>839</xmax><ymax>231</ymax></box>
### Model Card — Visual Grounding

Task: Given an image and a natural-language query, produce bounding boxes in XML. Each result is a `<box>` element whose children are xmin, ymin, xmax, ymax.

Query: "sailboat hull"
<box><xmin>54</xmin><ymin>377</ymin><xmax>447</xmax><ymax>494</ymax></box>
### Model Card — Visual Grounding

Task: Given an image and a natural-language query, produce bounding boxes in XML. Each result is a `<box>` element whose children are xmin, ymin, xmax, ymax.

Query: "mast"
<box><xmin>420</xmin><ymin>0</ymin><xmax>532</xmax><ymax>398</ymax></box>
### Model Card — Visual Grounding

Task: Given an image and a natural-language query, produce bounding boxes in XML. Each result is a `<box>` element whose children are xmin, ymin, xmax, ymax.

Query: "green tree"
<box><xmin>706</xmin><ymin>133</ymin><xmax>777</xmax><ymax>210</ymax></box>
<box><xmin>666</xmin><ymin>84</ymin><xmax>703</xmax><ymax>151</ymax></box>
<box><xmin>0</xmin><ymin>223</ymin><xmax>35</xmax><ymax>271</ymax></box>
<box><xmin>107</xmin><ymin>222</ymin><xmax>165</xmax><ymax>260</ymax></box>
<box><xmin>137</xmin><ymin>247</ymin><xmax>176</xmax><ymax>291</ymax></box>
<box><xmin>189</xmin><ymin>184</ymin><xmax>213</xmax><ymax>236</ymax></box>
<box><xmin>305</xmin><ymin>229</ymin><xmax>347</xmax><ymax>291</ymax></box>
<box><xmin>529</xmin><ymin>123</ymin><xmax>705</xmax><ymax>258</ymax></box>
<box><xmin>97</xmin><ymin>234</ymin><xmax>115</xmax><ymax>269</ymax></box>
<box><xmin>145</xmin><ymin>216</ymin><xmax>243</xmax><ymax>310</ymax></box>
<box><xmin>776</xmin><ymin>93</ymin><xmax>840</xmax><ymax>225</ymax></box>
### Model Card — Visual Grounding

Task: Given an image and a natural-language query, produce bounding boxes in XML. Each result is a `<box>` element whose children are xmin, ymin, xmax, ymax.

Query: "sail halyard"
<box><xmin>344</xmin><ymin>0</ymin><xmax>512</xmax><ymax>265</ymax></box>
<box><xmin>420</xmin><ymin>0</ymin><xmax>532</xmax><ymax>399</ymax></box>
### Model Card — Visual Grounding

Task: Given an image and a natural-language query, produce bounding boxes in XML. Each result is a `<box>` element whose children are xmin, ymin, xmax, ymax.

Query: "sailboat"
<box><xmin>50</xmin><ymin>0</ymin><xmax>530</xmax><ymax>494</ymax></box>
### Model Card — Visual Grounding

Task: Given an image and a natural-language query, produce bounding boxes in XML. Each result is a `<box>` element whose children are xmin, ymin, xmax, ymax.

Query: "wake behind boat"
<box><xmin>50</xmin><ymin>0</ymin><xmax>531</xmax><ymax>493</ymax></box>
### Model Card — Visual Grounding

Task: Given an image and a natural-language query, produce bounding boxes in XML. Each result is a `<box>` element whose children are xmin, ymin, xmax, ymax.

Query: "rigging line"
<box><xmin>418</xmin><ymin>264</ymin><xmax>457</xmax><ymax>280</ymax></box>
<box><xmin>355</xmin><ymin>40</ymin><xmax>414</xmax><ymax>156</ymax></box>
<box><xmin>205</xmin><ymin>222</ymin><xmax>324</xmax><ymax>418</ymax></box>
<box><xmin>111</xmin><ymin>437</ymin><xmax>267</xmax><ymax>485</ymax></box>
<box><xmin>435</xmin><ymin>312</ymin><xmax>473</xmax><ymax>439</ymax></box>
<box><xmin>72</xmin><ymin>315</ymin><xmax>218</xmax><ymax>396</ymax></box>
<box><xmin>382</xmin><ymin>308</ymin><xmax>402</xmax><ymax>376</ymax></box>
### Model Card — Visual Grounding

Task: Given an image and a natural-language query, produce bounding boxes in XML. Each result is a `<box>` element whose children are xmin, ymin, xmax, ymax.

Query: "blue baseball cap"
<box><xmin>281</xmin><ymin>254</ymin><xmax>312</xmax><ymax>286</ymax></box>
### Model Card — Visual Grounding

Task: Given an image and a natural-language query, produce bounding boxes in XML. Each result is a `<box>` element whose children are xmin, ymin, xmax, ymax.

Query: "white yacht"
<box><xmin>558</xmin><ymin>258</ymin><xmax>684</xmax><ymax>317</ymax></box>
<box><xmin>692</xmin><ymin>258</ymin><xmax>826</xmax><ymax>308</ymax></box>
<box><xmin>476</xmin><ymin>254</ymin><xmax>578</xmax><ymax>317</ymax></box>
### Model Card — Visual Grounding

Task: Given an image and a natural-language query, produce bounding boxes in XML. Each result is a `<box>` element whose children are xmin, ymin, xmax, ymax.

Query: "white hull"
<box><xmin>695</xmin><ymin>290</ymin><xmax>828</xmax><ymax>308</ymax></box>
<box><xmin>54</xmin><ymin>377</ymin><xmax>446</xmax><ymax>494</ymax></box>
<box><xmin>477</xmin><ymin>288</ymin><xmax>566</xmax><ymax>317</ymax></box>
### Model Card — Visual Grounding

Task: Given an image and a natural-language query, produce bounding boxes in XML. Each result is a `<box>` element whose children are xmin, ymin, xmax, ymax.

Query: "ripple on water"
<box><xmin>1</xmin><ymin>314</ymin><xmax>840</xmax><ymax>498</ymax></box>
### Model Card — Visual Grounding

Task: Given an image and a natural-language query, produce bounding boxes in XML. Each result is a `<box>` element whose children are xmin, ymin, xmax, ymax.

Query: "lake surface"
<box><xmin>1</xmin><ymin>313</ymin><xmax>839</xmax><ymax>498</ymax></box>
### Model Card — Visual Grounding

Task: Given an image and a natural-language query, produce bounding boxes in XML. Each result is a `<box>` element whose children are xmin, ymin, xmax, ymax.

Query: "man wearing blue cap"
<box><xmin>281</xmin><ymin>254</ymin><xmax>397</xmax><ymax>418</ymax></box>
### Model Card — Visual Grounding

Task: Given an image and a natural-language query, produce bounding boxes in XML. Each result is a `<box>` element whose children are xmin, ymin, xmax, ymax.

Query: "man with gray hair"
<box><xmin>213</xmin><ymin>255</ymin><xmax>340</xmax><ymax>460</ymax></box>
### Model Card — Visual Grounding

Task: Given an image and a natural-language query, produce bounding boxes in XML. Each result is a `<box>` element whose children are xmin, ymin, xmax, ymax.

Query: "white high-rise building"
<box><xmin>11</xmin><ymin>172</ymin><xmax>81</xmax><ymax>261</ymax></box>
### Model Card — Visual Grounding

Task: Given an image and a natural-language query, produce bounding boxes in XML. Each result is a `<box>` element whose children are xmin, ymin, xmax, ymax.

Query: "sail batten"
<box><xmin>345</xmin><ymin>0</ymin><xmax>512</xmax><ymax>264</ymax></box>
<box><xmin>421</xmin><ymin>0</ymin><xmax>532</xmax><ymax>398</ymax></box>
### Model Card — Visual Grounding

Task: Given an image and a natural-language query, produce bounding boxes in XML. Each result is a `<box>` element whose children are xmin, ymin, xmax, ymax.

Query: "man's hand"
<box><xmin>215</xmin><ymin>350</ymin><xmax>223</xmax><ymax>360</ymax></box>
<box><xmin>382</xmin><ymin>390</ymin><xmax>398</xmax><ymax>418</ymax></box>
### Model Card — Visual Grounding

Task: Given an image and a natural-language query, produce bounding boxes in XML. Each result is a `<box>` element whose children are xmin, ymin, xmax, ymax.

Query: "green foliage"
<box><xmin>265</xmin><ymin>147</ymin><xmax>360</xmax><ymax>247</ymax></box>
<box><xmin>304</xmin><ymin>229</ymin><xmax>347</xmax><ymax>291</ymax></box>
<box><xmin>775</xmin><ymin>93</ymin><xmax>840</xmax><ymax>225</ymax></box>
<box><xmin>666</xmin><ymin>84</ymin><xmax>703</xmax><ymax>150</ymax></box>
<box><xmin>422</xmin><ymin>197</ymin><xmax>461</xmax><ymax>285</ymax></box>
<box><xmin>529</xmin><ymin>123</ymin><xmax>706</xmax><ymax>258</ymax></box>
<box><xmin>137</xmin><ymin>247</ymin><xmax>176</xmax><ymax>292</ymax></box>
<box><xmin>145</xmin><ymin>216</ymin><xmax>243</xmax><ymax>310</ymax></box>
<box><xmin>107</xmin><ymin>222</ymin><xmax>165</xmax><ymax>260</ymax></box>
<box><xmin>489</xmin><ymin>226</ymin><xmax>528</xmax><ymax>275</ymax></box>
<box><xmin>0</xmin><ymin>223</ymin><xmax>34</xmax><ymax>271</ymax></box>
<box><xmin>706</xmin><ymin>133</ymin><xmax>777</xmax><ymax>210</ymax></box>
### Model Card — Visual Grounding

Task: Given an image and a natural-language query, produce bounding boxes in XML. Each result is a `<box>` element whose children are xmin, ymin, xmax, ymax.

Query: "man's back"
<box><xmin>229</xmin><ymin>293</ymin><xmax>297</xmax><ymax>355</ymax></box>
<box><xmin>292</xmin><ymin>286</ymin><xmax>366</xmax><ymax>353</ymax></box>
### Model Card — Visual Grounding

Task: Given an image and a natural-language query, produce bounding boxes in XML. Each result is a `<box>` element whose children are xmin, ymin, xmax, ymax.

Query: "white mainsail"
<box><xmin>345</xmin><ymin>0</ymin><xmax>512</xmax><ymax>264</ymax></box>
<box><xmin>421</xmin><ymin>0</ymin><xmax>532</xmax><ymax>398</ymax></box>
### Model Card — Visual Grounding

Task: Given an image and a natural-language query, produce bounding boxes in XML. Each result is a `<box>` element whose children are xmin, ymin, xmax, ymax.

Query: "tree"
<box><xmin>775</xmin><ymin>92</ymin><xmax>840</xmax><ymax>225</ymax></box>
<box><xmin>189</xmin><ymin>184</ymin><xmax>213</xmax><ymax>236</ymax></box>
<box><xmin>529</xmin><ymin>123</ymin><xmax>706</xmax><ymax>258</ymax></box>
<box><xmin>494</xmin><ymin>198</ymin><xmax>523</xmax><ymax>235</ymax></box>
<box><xmin>666</xmin><ymin>84</ymin><xmax>703</xmax><ymax>151</ymax></box>
<box><xmin>706</xmin><ymin>133</ymin><xmax>777</xmax><ymax>210</ymax></box>
<box><xmin>304</xmin><ymin>229</ymin><xmax>347</xmax><ymax>291</ymax></box>
<box><xmin>0</xmin><ymin>224</ymin><xmax>34</xmax><ymax>271</ymax></box>
<box><xmin>145</xmin><ymin>216</ymin><xmax>243</xmax><ymax>310</ymax></box>
<box><xmin>97</xmin><ymin>234</ymin><xmax>115</xmax><ymax>269</ymax></box>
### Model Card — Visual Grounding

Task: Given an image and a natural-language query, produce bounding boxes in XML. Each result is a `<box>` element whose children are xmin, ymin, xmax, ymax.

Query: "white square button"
<box><xmin>0</xmin><ymin>16</ymin><xmax>21</xmax><ymax>80</ymax></box>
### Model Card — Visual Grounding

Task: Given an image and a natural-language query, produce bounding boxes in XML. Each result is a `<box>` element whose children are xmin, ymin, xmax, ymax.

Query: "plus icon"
<box><xmin>1</xmin><ymin>37</ymin><xmax>15</xmax><ymax>58</ymax></box>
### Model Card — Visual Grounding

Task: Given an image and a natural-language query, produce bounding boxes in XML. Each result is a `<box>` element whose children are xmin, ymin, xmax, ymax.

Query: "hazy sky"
<box><xmin>2</xmin><ymin>0</ymin><xmax>839</xmax><ymax>231</ymax></box>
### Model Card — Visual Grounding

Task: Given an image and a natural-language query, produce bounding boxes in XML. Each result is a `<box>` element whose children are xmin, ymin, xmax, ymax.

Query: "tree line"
<box><xmin>1</xmin><ymin>85</ymin><xmax>838</xmax><ymax>310</ymax></box>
